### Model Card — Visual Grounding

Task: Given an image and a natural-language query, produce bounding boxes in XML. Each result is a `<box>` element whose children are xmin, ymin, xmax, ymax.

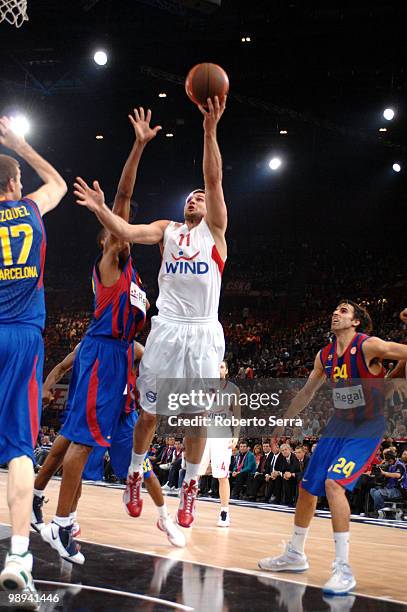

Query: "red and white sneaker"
<box><xmin>72</xmin><ymin>520</ymin><xmax>81</xmax><ymax>538</ymax></box>
<box><xmin>177</xmin><ymin>479</ymin><xmax>198</xmax><ymax>528</ymax></box>
<box><xmin>123</xmin><ymin>472</ymin><xmax>143</xmax><ymax>517</ymax></box>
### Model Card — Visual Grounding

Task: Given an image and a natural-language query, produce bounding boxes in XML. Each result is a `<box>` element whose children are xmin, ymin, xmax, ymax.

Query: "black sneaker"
<box><xmin>31</xmin><ymin>494</ymin><xmax>47</xmax><ymax>532</ymax></box>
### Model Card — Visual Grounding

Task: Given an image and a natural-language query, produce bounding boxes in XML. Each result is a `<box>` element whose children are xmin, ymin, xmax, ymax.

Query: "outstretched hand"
<box><xmin>74</xmin><ymin>177</ymin><xmax>105</xmax><ymax>213</ymax></box>
<box><xmin>128</xmin><ymin>107</ymin><xmax>162</xmax><ymax>144</ymax></box>
<box><xmin>198</xmin><ymin>95</ymin><xmax>227</xmax><ymax>133</ymax></box>
<box><xmin>0</xmin><ymin>116</ymin><xmax>26</xmax><ymax>151</ymax></box>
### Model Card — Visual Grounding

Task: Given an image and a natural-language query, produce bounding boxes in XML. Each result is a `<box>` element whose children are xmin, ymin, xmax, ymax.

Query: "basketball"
<box><xmin>185</xmin><ymin>63</ymin><xmax>229</xmax><ymax>107</ymax></box>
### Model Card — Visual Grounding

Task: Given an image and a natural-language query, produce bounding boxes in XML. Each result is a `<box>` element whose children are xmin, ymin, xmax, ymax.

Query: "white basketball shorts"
<box><xmin>199</xmin><ymin>437</ymin><xmax>232</xmax><ymax>479</ymax></box>
<box><xmin>137</xmin><ymin>314</ymin><xmax>225</xmax><ymax>415</ymax></box>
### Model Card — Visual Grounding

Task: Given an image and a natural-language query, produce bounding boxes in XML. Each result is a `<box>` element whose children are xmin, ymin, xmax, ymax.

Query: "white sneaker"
<box><xmin>157</xmin><ymin>516</ymin><xmax>186</xmax><ymax>548</ymax></box>
<box><xmin>258</xmin><ymin>542</ymin><xmax>309</xmax><ymax>572</ymax></box>
<box><xmin>0</xmin><ymin>552</ymin><xmax>39</xmax><ymax>610</ymax></box>
<box><xmin>161</xmin><ymin>483</ymin><xmax>171</xmax><ymax>491</ymax></box>
<box><xmin>41</xmin><ymin>522</ymin><xmax>85</xmax><ymax>565</ymax></box>
<box><xmin>322</xmin><ymin>559</ymin><xmax>356</xmax><ymax>595</ymax></box>
<box><xmin>217</xmin><ymin>510</ymin><xmax>231</xmax><ymax>527</ymax></box>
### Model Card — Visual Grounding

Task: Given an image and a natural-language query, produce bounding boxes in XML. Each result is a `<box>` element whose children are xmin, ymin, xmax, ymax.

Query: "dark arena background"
<box><xmin>1</xmin><ymin>1</ymin><xmax>407</xmax><ymax>611</ymax></box>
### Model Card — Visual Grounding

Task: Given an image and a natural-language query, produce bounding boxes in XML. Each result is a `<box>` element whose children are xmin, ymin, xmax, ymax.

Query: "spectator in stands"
<box><xmin>370</xmin><ymin>451</ymin><xmax>406</xmax><ymax>512</ymax></box>
<box><xmin>34</xmin><ymin>436</ymin><xmax>53</xmax><ymax>468</ymax></box>
<box><xmin>155</xmin><ymin>436</ymin><xmax>176</xmax><ymax>485</ymax></box>
<box><xmin>265</xmin><ymin>441</ymin><xmax>285</xmax><ymax>503</ymax></box>
<box><xmin>231</xmin><ymin>441</ymin><xmax>256</xmax><ymax>499</ymax></box>
<box><xmin>293</xmin><ymin>445</ymin><xmax>309</xmax><ymax>485</ymax></box>
<box><xmin>163</xmin><ymin>439</ymin><xmax>183</xmax><ymax>491</ymax></box>
<box><xmin>246</xmin><ymin>441</ymin><xmax>271</xmax><ymax>501</ymax></box>
<box><xmin>269</xmin><ymin>443</ymin><xmax>301</xmax><ymax>506</ymax></box>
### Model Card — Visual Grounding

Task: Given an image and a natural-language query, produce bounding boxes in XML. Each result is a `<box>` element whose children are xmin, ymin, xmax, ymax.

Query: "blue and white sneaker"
<box><xmin>41</xmin><ymin>522</ymin><xmax>84</xmax><ymax>565</ymax></box>
<box><xmin>323</xmin><ymin>559</ymin><xmax>356</xmax><ymax>596</ymax></box>
<box><xmin>258</xmin><ymin>542</ymin><xmax>309</xmax><ymax>572</ymax></box>
<box><xmin>0</xmin><ymin>551</ymin><xmax>39</xmax><ymax>610</ymax></box>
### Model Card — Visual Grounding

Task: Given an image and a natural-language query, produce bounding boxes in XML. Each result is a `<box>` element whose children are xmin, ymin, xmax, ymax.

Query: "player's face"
<box><xmin>10</xmin><ymin>167</ymin><xmax>22</xmax><ymax>199</ymax></box>
<box><xmin>220</xmin><ymin>361</ymin><xmax>228</xmax><ymax>379</ymax></box>
<box><xmin>184</xmin><ymin>192</ymin><xmax>206</xmax><ymax>223</ymax></box>
<box><xmin>331</xmin><ymin>303</ymin><xmax>359</xmax><ymax>332</ymax></box>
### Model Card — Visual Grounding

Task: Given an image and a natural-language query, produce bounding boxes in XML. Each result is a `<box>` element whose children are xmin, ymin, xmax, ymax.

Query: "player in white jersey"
<box><xmin>74</xmin><ymin>97</ymin><xmax>228</xmax><ymax>528</ymax></box>
<box><xmin>199</xmin><ymin>360</ymin><xmax>240</xmax><ymax>527</ymax></box>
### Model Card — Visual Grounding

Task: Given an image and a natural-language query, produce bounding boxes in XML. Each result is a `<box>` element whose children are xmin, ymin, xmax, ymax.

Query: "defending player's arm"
<box><xmin>74</xmin><ymin>177</ymin><xmax>169</xmax><ymax>244</ymax></box>
<box><xmin>100</xmin><ymin>109</ymin><xmax>163</xmax><ymax>284</ymax></box>
<box><xmin>104</xmin><ymin>108</ymin><xmax>162</xmax><ymax>256</ymax></box>
<box><xmin>283</xmin><ymin>352</ymin><xmax>327</xmax><ymax>420</ymax></box>
<box><xmin>133</xmin><ymin>340</ymin><xmax>145</xmax><ymax>364</ymax></box>
<box><xmin>0</xmin><ymin>116</ymin><xmax>67</xmax><ymax>215</ymax></box>
<box><xmin>363</xmin><ymin>337</ymin><xmax>407</xmax><ymax>363</ymax></box>
<box><xmin>42</xmin><ymin>344</ymin><xmax>80</xmax><ymax>404</ymax></box>
<box><xmin>198</xmin><ymin>96</ymin><xmax>227</xmax><ymax>260</ymax></box>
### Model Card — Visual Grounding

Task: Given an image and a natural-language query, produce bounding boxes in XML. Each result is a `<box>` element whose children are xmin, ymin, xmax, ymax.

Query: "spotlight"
<box><xmin>379</xmin><ymin>127</ymin><xmax>387</xmax><ymax>132</ymax></box>
<box><xmin>269</xmin><ymin>157</ymin><xmax>282</xmax><ymax>170</ymax></box>
<box><xmin>279</xmin><ymin>130</ymin><xmax>288</xmax><ymax>135</ymax></box>
<box><xmin>166</xmin><ymin>133</ymin><xmax>174</xmax><ymax>138</ymax></box>
<box><xmin>93</xmin><ymin>50</ymin><xmax>108</xmax><ymax>66</ymax></box>
<box><xmin>10</xmin><ymin>115</ymin><xmax>30</xmax><ymax>137</ymax></box>
<box><xmin>383</xmin><ymin>108</ymin><xmax>395</xmax><ymax>121</ymax></box>
<box><xmin>158</xmin><ymin>93</ymin><xmax>167</xmax><ymax>98</ymax></box>
<box><xmin>95</xmin><ymin>135</ymin><xmax>104</xmax><ymax>140</ymax></box>
<box><xmin>392</xmin><ymin>163</ymin><xmax>401</xmax><ymax>173</ymax></box>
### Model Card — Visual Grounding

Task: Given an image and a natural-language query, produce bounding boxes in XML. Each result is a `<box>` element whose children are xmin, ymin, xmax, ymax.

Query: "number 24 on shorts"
<box><xmin>328</xmin><ymin>457</ymin><xmax>356</xmax><ymax>478</ymax></box>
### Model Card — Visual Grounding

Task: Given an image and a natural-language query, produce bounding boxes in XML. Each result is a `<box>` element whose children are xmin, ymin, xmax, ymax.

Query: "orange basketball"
<box><xmin>185</xmin><ymin>63</ymin><xmax>229</xmax><ymax>107</ymax></box>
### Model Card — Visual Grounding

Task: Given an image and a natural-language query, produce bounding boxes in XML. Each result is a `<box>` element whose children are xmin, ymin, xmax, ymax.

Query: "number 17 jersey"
<box><xmin>0</xmin><ymin>197</ymin><xmax>46</xmax><ymax>330</ymax></box>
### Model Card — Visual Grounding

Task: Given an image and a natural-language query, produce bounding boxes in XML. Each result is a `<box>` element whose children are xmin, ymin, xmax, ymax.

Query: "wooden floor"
<box><xmin>0</xmin><ymin>473</ymin><xmax>406</xmax><ymax>603</ymax></box>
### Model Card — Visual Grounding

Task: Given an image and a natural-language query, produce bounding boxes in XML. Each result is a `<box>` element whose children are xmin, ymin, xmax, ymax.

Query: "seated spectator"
<box><xmin>370</xmin><ymin>451</ymin><xmax>406</xmax><ymax>512</ymax></box>
<box><xmin>266</xmin><ymin>443</ymin><xmax>300</xmax><ymax>506</ymax></box>
<box><xmin>230</xmin><ymin>441</ymin><xmax>256</xmax><ymax>499</ymax></box>
<box><xmin>34</xmin><ymin>436</ymin><xmax>53</xmax><ymax>468</ymax></box>
<box><xmin>264</xmin><ymin>441</ymin><xmax>285</xmax><ymax>503</ymax></box>
<box><xmin>155</xmin><ymin>436</ymin><xmax>176</xmax><ymax>485</ymax></box>
<box><xmin>164</xmin><ymin>439</ymin><xmax>183</xmax><ymax>491</ymax></box>
<box><xmin>246</xmin><ymin>440</ymin><xmax>272</xmax><ymax>501</ymax></box>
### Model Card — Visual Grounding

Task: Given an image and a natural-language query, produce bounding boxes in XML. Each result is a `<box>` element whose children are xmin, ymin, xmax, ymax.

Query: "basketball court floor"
<box><xmin>0</xmin><ymin>473</ymin><xmax>406</xmax><ymax>611</ymax></box>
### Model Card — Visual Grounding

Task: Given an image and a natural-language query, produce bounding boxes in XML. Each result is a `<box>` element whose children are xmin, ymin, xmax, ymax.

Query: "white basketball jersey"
<box><xmin>156</xmin><ymin>219</ymin><xmax>224</xmax><ymax>319</ymax></box>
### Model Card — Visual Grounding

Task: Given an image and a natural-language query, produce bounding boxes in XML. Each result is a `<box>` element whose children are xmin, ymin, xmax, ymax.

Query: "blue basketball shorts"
<box><xmin>0</xmin><ymin>325</ymin><xmax>44</xmax><ymax>464</ymax></box>
<box><xmin>83</xmin><ymin>408</ymin><xmax>152</xmax><ymax>480</ymax></box>
<box><xmin>60</xmin><ymin>335</ymin><xmax>128</xmax><ymax>447</ymax></box>
<box><xmin>301</xmin><ymin>415</ymin><xmax>386</xmax><ymax>497</ymax></box>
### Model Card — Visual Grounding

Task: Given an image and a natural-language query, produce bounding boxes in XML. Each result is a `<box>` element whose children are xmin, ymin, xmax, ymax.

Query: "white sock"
<box><xmin>221</xmin><ymin>506</ymin><xmax>229</xmax><ymax>513</ymax></box>
<box><xmin>334</xmin><ymin>532</ymin><xmax>349</xmax><ymax>564</ymax></box>
<box><xmin>54</xmin><ymin>515</ymin><xmax>72</xmax><ymax>528</ymax></box>
<box><xmin>11</xmin><ymin>536</ymin><xmax>29</xmax><ymax>556</ymax></box>
<box><xmin>157</xmin><ymin>504</ymin><xmax>169</xmax><ymax>519</ymax></box>
<box><xmin>291</xmin><ymin>525</ymin><xmax>309</xmax><ymax>554</ymax></box>
<box><xmin>33</xmin><ymin>488</ymin><xmax>44</xmax><ymax>498</ymax></box>
<box><xmin>129</xmin><ymin>451</ymin><xmax>145</xmax><ymax>475</ymax></box>
<box><xmin>185</xmin><ymin>462</ymin><xmax>200</xmax><ymax>484</ymax></box>
<box><xmin>69</xmin><ymin>511</ymin><xmax>77</xmax><ymax>521</ymax></box>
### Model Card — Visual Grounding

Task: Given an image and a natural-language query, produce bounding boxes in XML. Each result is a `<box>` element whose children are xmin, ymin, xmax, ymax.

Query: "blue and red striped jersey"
<box><xmin>320</xmin><ymin>332</ymin><xmax>385</xmax><ymax>422</ymax></box>
<box><xmin>0</xmin><ymin>197</ymin><xmax>46</xmax><ymax>330</ymax></box>
<box><xmin>87</xmin><ymin>254</ymin><xmax>146</xmax><ymax>343</ymax></box>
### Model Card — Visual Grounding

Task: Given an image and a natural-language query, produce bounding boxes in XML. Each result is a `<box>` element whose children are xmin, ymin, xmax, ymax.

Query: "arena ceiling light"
<box><xmin>93</xmin><ymin>50</ymin><xmax>108</xmax><ymax>66</ymax></box>
<box><xmin>392</xmin><ymin>163</ymin><xmax>401</xmax><ymax>173</ymax></box>
<box><xmin>383</xmin><ymin>108</ymin><xmax>395</xmax><ymax>121</ymax></box>
<box><xmin>10</xmin><ymin>115</ymin><xmax>30</xmax><ymax>137</ymax></box>
<box><xmin>269</xmin><ymin>157</ymin><xmax>282</xmax><ymax>171</ymax></box>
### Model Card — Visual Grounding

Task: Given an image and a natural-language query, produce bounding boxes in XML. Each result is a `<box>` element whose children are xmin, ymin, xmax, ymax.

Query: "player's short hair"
<box><xmin>0</xmin><ymin>155</ymin><xmax>19</xmax><ymax>194</ymax></box>
<box><xmin>337</xmin><ymin>299</ymin><xmax>373</xmax><ymax>334</ymax></box>
<box><xmin>185</xmin><ymin>189</ymin><xmax>205</xmax><ymax>204</ymax></box>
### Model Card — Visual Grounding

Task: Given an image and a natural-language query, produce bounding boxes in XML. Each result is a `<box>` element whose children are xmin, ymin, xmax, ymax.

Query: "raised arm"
<box><xmin>42</xmin><ymin>343</ymin><xmax>80</xmax><ymax>403</ymax></box>
<box><xmin>74</xmin><ymin>177</ymin><xmax>169</xmax><ymax>244</ymax></box>
<box><xmin>198</xmin><ymin>96</ymin><xmax>227</xmax><ymax>260</ymax></box>
<box><xmin>0</xmin><ymin>116</ymin><xmax>67</xmax><ymax>215</ymax></box>
<box><xmin>109</xmin><ymin>108</ymin><xmax>162</xmax><ymax>233</ymax></box>
<box><xmin>284</xmin><ymin>352</ymin><xmax>326</xmax><ymax>419</ymax></box>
